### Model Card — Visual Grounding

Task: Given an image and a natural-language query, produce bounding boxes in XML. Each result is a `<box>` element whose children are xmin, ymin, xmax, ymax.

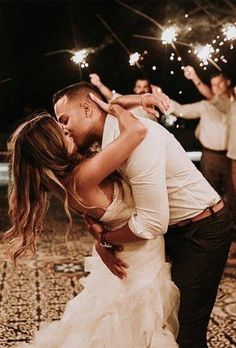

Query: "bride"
<box><xmin>5</xmin><ymin>100</ymin><xmax>179</xmax><ymax>347</ymax></box>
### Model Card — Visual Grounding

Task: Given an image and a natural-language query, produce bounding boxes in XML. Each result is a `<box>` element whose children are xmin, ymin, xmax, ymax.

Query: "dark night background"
<box><xmin>0</xmin><ymin>0</ymin><xmax>236</xmax><ymax>137</ymax></box>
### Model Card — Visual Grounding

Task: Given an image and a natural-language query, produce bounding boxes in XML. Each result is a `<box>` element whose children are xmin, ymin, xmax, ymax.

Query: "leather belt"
<box><xmin>170</xmin><ymin>199</ymin><xmax>224</xmax><ymax>228</ymax></box>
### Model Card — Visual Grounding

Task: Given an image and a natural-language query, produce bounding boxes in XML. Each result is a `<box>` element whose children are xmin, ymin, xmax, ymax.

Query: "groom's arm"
<box><xmin>121</xmin><ymin>123</ymin><xmax>169</xmax><ymax>240</ymax></box>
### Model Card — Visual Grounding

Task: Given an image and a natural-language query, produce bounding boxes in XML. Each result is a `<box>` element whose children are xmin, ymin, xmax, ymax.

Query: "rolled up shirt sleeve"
<box><xmin>121</xmin><ymin>123</ymin><xmax>169</xmax><ymax>239</ymax></box>
<box><xmin>167</xmin><ymin>99</ymin><xmax>203</xmax><ymax>119</ymax></box>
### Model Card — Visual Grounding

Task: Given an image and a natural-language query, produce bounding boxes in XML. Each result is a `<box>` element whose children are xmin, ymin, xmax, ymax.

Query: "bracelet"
<box><xmin>140</xmin><ymin>93</ymin><xmax>151</xmax><ymax>108</ymax></box>
<box><xmin>196</xmin><ymin>80</ymin><xmax>202</xmax><ymax>86</ymax></box>
<box><xmin>99</xmin><ymin>231</ymin><xmax>114</xmax><ymax>249</ymax></box>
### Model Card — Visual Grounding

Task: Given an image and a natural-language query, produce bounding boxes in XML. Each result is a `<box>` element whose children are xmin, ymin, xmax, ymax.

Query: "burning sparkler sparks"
<box><xmin>71</xmin><ymin>49</ymin><xmax>89</xmax><ymax>67</ymax></box>
<box><xmin>194</xmin><ymin>44</ymin><xmax>214</xmax><ymax>65</ymax></box>
<box><xmin>222</xmin><ymin>23</ymin><xmax>236</xmax><ymax>41</ymax></box>
<box><xmin>161</xmin><ymin>26</ymin><xmax>178</xmax><ymax>44</ymax></box>
<box><xmin>129</xmin><ymin>52</ymin><xmax>141</xmax><ymax>66</ymax></box>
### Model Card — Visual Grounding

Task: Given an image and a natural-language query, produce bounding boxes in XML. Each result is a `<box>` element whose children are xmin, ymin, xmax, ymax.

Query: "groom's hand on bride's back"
<box><xmin>95</xmin><ymin>241</ymin><xmax>129</xmax><ymax>279</ymax></box>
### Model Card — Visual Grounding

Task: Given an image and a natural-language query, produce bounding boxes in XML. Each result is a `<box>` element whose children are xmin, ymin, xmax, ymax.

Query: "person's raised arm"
<box><xmin>167</xmin><ymin>98</ymin><xmax>204</xmax><ymax>119</ymax></box>
<box><xmin>75</xmin><ymin>100</ymin><xmax>147</xmax><ymax>189</ymax></box>
<box><xmin>184</xmin><ymin>65</ymin><xmax>214</xmax><ymax>100</ymax></box>
<box><xmin>110</xmin><ymin>92</ymin><xmax>170</xmax><ymax>117</ymax></box>
<box><xmin>89</xmin><ymin>73</ymin><xmax>113</xmax><ymax>101</ymax></box>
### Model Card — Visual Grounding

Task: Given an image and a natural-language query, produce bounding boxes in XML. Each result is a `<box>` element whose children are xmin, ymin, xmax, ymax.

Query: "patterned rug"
<box><xmin>0</xmin><ymin>186</ymin><xmax>235</xmax><ymax>347</ymax></box>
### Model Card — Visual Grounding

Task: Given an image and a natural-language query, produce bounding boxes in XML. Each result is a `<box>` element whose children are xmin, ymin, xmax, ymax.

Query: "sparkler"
<box><xmin>195</xmin><ymin>44</ymin><xmax>214</xmax><ymax>65</ymax></box>
<box><xmin>194</xmin><ymin>44</ymin><xmax>222</xmax><ymax>71</ymax></box>
<box><xmin>161</xmin><ymin>114</ymin><xmax>177</xmax><ymax>127</ymax></box>
<box><xmin>161</xmin><ymin>26</ymin><xmax>178</xmax><ymax>44</ymax></box>
<box><xmin>222</xmin><ymin>23</ymin><xmax>236</xmax><ymax>41</ymax></box>
<box><xmin>45</xmin><ymin>48</ymin><xmax>93</xmax><ymax>68</ymax></box>
<box><xmin>129</xmin><ymin>52</ymin><xmax>141</xmax><ymax>66</ymax></box>
<box><xmin>0</xmin><ymin>78</ymin><xmax>11</xmax><ymax>85</ymax></box>
<box><xmin>71</xmin><ymin>49</ymin><xmax>89</xmax><ymax>67</ymax></box>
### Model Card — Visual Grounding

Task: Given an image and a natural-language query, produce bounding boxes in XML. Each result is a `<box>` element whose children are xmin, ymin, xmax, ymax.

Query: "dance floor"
<box><xmin>0</xmin><ymin>186</ymin><xmax>235</xmax><ymax>347</ymax></box>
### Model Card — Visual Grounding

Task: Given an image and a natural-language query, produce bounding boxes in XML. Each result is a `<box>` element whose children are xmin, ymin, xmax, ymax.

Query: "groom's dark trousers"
<box><xmin>165</xmin><ymin>206</ymin><xmax>232</xmax><ymax>348</ymax></box>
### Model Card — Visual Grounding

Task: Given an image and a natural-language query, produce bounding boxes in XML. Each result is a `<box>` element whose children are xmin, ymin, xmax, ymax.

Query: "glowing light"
<box><xmin>129</xmin><ymin>52</ymin><xmax>141</xmax><ymax>66</ymax></box>
<box><xmin>179</xmin><ymin>90</ymin><xmax>183</xmax><ymax>94</ymax></box>
<box><xmin>188</xmin><ymin>49</ymin><xmax>191</xmax><ymax>53</ymax></box>
<box><xmin>170</xmin><ymin>56</ymin><xmax>174</xmax><ymax>60</ymax></box>
<box><xmin>185</xmin><ymin>14</ymin><xmax>189</xmax><ymax>18</ymax></box>
<box><xmin>195</xmin><ymin>44</ymin><xmax>214</xmax><ymax>65</ymax></box>
<box><xmin>161</xmin><ymin>26</ymin><xmax>178</xmax><ymax>44</ymax></box>
<box><xmin>222</xmin><ymin>23</ymin><xmax>236</xmax><ymax>41</ymax></box>
<box><xmin>71</xmin><ymin>49</ymin><xmax>89</xmax><ymax>66</ymax></box>
<box><xmin>152</xmin><ymin>65</ymin><xmax>157</xmax><ymax>70</ymax></box>
<box><xmin>177</xmin><ymin>57</ymin><xmax>182</xmax><ymax>61</ymax></box>
<box><xmin>170</xmin><ymin>70</ymin><xmax>174</xmax><ymax>75</ymax></box>
<box><xmin>162</xmin><ymin>114</ymin><xmax>177</xmax><ymax>127</ymax></box>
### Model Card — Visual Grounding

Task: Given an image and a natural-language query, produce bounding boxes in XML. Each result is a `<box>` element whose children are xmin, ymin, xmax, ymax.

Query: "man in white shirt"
<box><xmin>53</xmin><ymin>82</ymin><xmax>232</xmax><ymax>348</ymax></box>
<box><xmin>167</xmin><ymin>72</ymin><xmax>236</xmax><ymax>231</ymax></box>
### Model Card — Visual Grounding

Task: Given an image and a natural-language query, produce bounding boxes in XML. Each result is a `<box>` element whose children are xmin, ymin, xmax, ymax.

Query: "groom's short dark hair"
<box><xmin>52</xmin><ymin>82</ymin><xmax>104</xmax><ymax>106</ymax></box>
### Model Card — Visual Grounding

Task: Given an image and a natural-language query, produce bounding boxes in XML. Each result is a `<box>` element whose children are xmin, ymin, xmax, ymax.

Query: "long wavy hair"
<box><xmin>5</xmin><ymin>112</ymin><xmax>81</xmax><ymax>265</ymax></box>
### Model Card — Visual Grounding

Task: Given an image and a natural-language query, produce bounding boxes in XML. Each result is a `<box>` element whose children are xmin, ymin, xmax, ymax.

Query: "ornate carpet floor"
<box><xmin>0</xmin><ymin>186</ymin><xmax>235</xmax><ymax>347</ymax></box>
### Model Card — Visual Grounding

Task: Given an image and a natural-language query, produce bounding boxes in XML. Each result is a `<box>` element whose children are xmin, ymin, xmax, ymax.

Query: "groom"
<box><xmin>53</xmin><ymin>82</ymin><xmax>232</xmax><ymax>348</ymax></box>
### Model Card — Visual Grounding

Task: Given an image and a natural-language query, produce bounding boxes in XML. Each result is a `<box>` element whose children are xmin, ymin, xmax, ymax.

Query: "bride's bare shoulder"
<box><xmin>72</xmin><ymin>158</ymin><xmax>93</xmax><ymax>190</ymax></box>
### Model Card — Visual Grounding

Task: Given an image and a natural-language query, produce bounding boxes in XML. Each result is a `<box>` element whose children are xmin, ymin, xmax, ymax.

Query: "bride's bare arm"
<box><xmin>110</xmin><ymin>93</ymin><xmax>170</xmax><ymax>116</ymax></box>
<box><xmin>75</xmin><ymin>104</ymin><xmax>147</xmax><ymax>189</ymax></box>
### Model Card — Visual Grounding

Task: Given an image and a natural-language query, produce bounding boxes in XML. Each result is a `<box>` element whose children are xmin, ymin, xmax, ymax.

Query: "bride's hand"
<box><xmin>140</xmin><ymin>92</ymin><xmax>170</xmax><ymax>116</ymax></box>
<box><xmin>89</xmin><ymin>93</ymin><xmax>128</xmax><ymax>117</ymax></box>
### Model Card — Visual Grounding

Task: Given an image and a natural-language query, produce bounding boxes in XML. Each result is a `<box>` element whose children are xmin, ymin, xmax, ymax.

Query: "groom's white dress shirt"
<box><xmin>102</xmin><ymin>115</ymin><xmax>220</xmax><ymax>239</ymax></box>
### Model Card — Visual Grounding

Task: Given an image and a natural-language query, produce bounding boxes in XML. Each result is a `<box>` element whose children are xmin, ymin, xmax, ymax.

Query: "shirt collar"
<box><xmin>101</xmin><ymin>114</ymin><xmax>118</xmax><ymax>149</ymax></box>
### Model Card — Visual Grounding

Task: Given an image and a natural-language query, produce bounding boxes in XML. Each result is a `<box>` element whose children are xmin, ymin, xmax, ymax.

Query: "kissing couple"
<box><xmin>6</xmin><ymin>82</ymin><xmax>232</xmax><ymax>348</ymax></box>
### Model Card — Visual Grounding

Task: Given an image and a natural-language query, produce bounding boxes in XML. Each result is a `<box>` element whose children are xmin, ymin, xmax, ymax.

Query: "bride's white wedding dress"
<box><xmin>17</xmin><ymin>180</ymin><xmax>180</xmax><ymax>348</ymax></box>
